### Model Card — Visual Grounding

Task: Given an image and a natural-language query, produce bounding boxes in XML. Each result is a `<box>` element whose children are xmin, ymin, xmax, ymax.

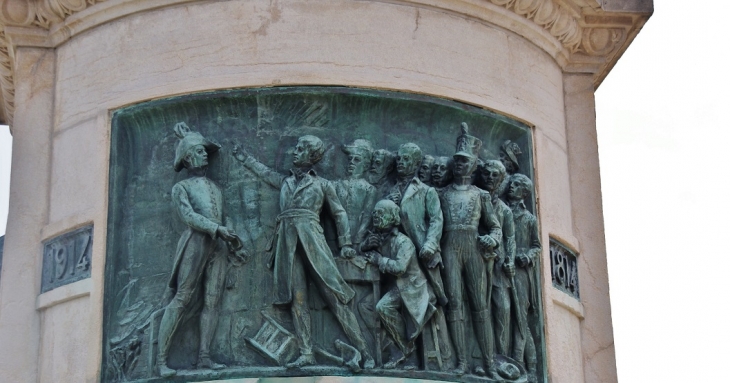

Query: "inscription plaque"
<box><xmin>103</xmin><ymin>87</ymin><xmax>545</xmax><ymax>382</ymax></box>
<box><xmin>42</xmin><ymin>225</ymin><xmax>93</xmax><ymax>293</ymax></box>
<box><xmin>549</xmin><ymin>239</ymin><xmax>579</xmax><ymax>299</ymax></box>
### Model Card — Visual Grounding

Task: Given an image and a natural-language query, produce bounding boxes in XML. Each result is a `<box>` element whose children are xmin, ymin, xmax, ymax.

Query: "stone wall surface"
<box><xmin>0</xmin><ymin>46</ymin><xmax>56</xmax><ymax>383</ymax></box>
<box><xmin>0</xmin><ymin>0</ymin><xmax>652</xmax><ymax>382</ymax></box>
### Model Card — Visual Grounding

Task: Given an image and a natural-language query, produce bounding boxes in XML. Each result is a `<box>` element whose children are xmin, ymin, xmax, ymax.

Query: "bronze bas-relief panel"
<box><xmin>103</xmin><ymin>87</ymin><xmax>545</xmax><ymax>382</ymax></box>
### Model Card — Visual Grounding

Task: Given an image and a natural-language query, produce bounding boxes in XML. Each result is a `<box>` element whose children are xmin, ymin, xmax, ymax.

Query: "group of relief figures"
<box><xmin>157</xmin><ymin>121</ymin><xmax>541</xmax><ymax>382</ymax></box>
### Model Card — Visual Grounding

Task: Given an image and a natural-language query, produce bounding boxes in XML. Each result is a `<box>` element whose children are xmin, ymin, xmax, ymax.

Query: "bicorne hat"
<box><xmin>454</xmin><ymin>122</ymin><xmax>482</xmax><ymax>159</ymax></box>
<box><xmin>500</xmin><ymin>140</ymin><xmax>522</xmax><ymax>172</ymax></box>
<box><xmin>173</xmin><ymin>122</ymin><xmax>221</xmax><ymax>172</ymax></box>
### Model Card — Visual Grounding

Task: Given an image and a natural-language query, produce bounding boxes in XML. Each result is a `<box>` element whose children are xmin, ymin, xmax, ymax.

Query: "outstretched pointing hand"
<box><xmin>232</xmin><ymin>144</ymin><xmax>249</xmax><ymax>162</ymax></box>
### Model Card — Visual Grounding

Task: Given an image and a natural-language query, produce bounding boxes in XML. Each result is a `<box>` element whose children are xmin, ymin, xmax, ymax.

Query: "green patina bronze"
<box><xmin>103</xmin><ymin>87</ymin><xmax>545</xmax><ymax>383</ymax></box>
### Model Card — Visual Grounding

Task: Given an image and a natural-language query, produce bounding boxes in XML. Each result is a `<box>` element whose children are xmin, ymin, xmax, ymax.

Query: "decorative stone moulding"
<box><xmin>0</xmin><ymin>0</ymin><xmax>651</xmax><ymax>128</ymax></box>
<box><xmin>489</xmin><ymin>0</ymin><xmax>583</xmax><ymax>52</ymax></box>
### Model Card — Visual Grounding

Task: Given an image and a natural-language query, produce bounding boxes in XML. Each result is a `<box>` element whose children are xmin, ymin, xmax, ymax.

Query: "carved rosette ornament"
<box><xmin>581</xmin><ymin>27</ymin><xmax>625</xmax><ymax>56</ymax></box>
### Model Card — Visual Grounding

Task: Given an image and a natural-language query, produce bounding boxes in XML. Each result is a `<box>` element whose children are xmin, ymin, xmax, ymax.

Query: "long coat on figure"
<box><xmin>508</xmin><ymin>198</ymin><xmax>541</xmax><ymax>373</ymax></box>
<box><xmin>167</xmin><ymin>177</ymin><xmax>226</xmax><ymax>291</ymax></box>
<box><xmin>241</xmin><ymin>156</ymin><xmax>355</xmax><ymax>305</ymax></box>
<box><xmin>392</xmin><ymin>177</ymin><xmax>448</xmax><ymax>305</ymax></box>
<box><xmin>335</xmin><ymin>178</ymin><xmax>377</xmax><ymax>247</ymax></box>
<box><xmin>374</xmin><ymin>231</ymin><xmax>436</xmax><ymax>341</ymax></box>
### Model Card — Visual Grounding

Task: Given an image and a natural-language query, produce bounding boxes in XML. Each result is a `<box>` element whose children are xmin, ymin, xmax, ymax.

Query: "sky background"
<box><xmin>594</xmin><ymin>1</ymin><xmax>730</xmax><ymax>381</ymax></box>
<box><xmin>0</xmin><ymin>2</ymin><xmax>727</xmax><ymax>381</ymax></box>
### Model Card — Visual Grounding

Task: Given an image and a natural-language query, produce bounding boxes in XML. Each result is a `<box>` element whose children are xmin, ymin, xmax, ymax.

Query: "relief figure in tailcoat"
<box><xmin>233</xmin><ymin>136</ymin><xmax>375</xmax><ymax>370</ymax></box>
<box><xmin>361</xmin><ymin>200</ymin><xmax>436</xmax><ymax>369</ymax></box>
<box><xmin>505</xmin><ymin>173</ymin><xmax>541</xmax><ymax>380</ymax></box>
<box><xmin>431</xmin><ymin>156</ymin><xmax>454</xmax><ymax>192</ymax></box>
<box><xmin>335</xmin><ymin>139</ymin><xmax>378</xmax><ymax>248</ymax></box>
<box><xmin>477</xmin><ymin>159</ymin><xmax>517</xmax><ymax>356</ymax></box>
<box><xmin>439</xmin><ymin>123</ymin><xmax>502</xmax><ymax>378</ymax></box>
<box><xmin>385</xmin><ymin>143</ymin><xmax>448</xmax><ymax>307</ymax></box>
<box><xmin>418</xmin><ymin>155</ymin><xmax>435</xmax><ymax>186</ymax></box>
<box><xmin>157</xmin><ymin>123</ymin><xmax>250</xmax><ymax>378</ymax></box>
<box><xmin>367</xmin><ymin>149</ymin><xmax>396</xmax><ymax>199</ymax></box>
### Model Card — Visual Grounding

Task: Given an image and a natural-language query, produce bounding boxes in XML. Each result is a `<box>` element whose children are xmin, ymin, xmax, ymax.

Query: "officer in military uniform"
<box><xmin>439</xmin><ymin>123</ymin><xmax>502</xmax><ymax>378</ymax></box>
<box><xmin>157</xmin><ymin>123</ymin><xmax>248</xmax><ymax>377</ymax></box>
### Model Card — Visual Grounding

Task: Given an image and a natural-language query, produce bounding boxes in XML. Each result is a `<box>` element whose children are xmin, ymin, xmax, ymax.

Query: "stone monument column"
<box><xmin>563</xmin><ymin>73</ymin><xmax>616</xmax><ymax>383</ymax></box>
<box><xmin>0</xmin><ymin>47</ymin><xmax>55</xmax><ymax>383</ymax></box>
<box><xmin>0</xmin><ymin>1</ymin><xmax>652</xmax><ymax>382</ymax></box>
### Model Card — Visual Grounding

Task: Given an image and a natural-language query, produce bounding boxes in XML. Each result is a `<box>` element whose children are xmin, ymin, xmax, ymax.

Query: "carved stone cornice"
<box><xmin>490</xmin><ymin>0</ymin><xmax>584</xmax><ymax>53</ymax></box>
<box><xmin>0</xmin><ymin>28</ymin><xmax>13</xmax><ymax>126</ymax></box>
<box><xmin>0</xmin><ymin>0</ymin><xmax>651</xmax><ymax>129</ymax></box>
<box><xmin>473</xmin><ymin>0</ymin><xmax>651</xmax><ymax>84</ymax></box>
<box><xmin>0</xmin><ymin>0</ymin><xmax>108</xmax><ymax>129</ymax></box>
<box><xmin>1</xmin><ymin>0</ymin><xmax>105</xmax><ymax>28</ymax></box>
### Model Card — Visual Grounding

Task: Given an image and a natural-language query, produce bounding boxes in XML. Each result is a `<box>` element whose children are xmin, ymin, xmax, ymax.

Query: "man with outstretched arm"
<box><xmin>233</xmin><ymin>136</ymin><xmax>375</xmax><ymax>370</ymax></box>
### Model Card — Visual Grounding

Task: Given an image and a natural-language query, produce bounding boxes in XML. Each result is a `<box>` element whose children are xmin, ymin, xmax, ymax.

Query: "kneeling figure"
<box><xmin>362</xmin><ymin>200</ymin><xmax>436</xmax><ymax>369</ymax></box>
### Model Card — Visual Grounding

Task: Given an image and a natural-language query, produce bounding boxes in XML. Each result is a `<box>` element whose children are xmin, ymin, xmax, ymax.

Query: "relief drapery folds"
<box><xmin>103</xmin><ymin>87</ymin><xmax>545</xmax><ymax>383</ymax></box>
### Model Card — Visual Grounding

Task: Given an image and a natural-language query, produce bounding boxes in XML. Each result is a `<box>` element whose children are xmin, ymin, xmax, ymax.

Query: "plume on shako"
<box><xmin>454</xmin><ymin>122</ymin><xmax>482</xmax><ymax>159</ymax></box>
<box><xmin>173</xmin><ymin>122</ymin><xmax>221</xmax><ymax>172</ymax></box>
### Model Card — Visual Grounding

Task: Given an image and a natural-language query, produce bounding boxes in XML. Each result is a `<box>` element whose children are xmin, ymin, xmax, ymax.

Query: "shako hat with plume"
<box><xmin>453</xmin><ymin>122</ymin><xmax>482</xmax><ymax>159</ymax></box>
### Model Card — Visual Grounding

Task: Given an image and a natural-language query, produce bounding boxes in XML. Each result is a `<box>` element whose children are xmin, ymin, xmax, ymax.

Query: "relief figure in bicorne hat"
<box><xmin>156</xmin><ymin>122</ymin><xmax>250</xmax><ymax>377</ymax></box>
